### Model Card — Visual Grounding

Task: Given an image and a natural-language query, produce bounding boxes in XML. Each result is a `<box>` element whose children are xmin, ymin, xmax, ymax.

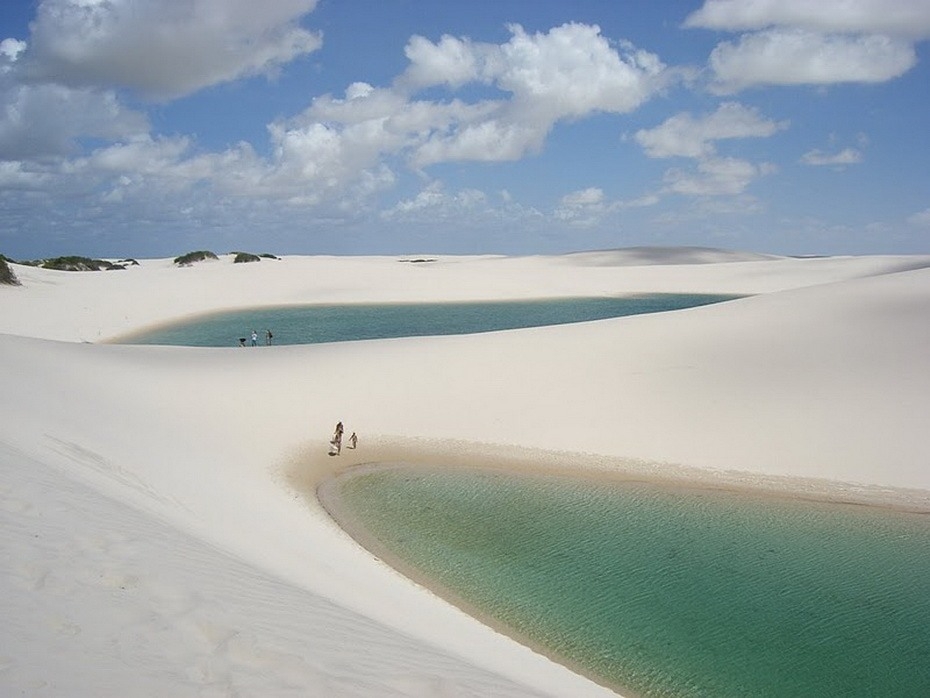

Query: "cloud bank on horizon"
<box><xmin>0</xmin><ymin>0</ymin><xmax>928</xmax><ymax>258</ymax></box>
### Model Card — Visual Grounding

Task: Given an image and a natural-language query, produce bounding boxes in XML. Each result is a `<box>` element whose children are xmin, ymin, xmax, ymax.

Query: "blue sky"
<box><xmin>1</xmin><ymin>0</ymin><xmax>929</xmax><ymax>259</ymax></box>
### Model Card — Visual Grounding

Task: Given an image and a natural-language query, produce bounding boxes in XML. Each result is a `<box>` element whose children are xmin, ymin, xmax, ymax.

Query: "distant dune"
<box><xmin>560</xmin><ymin>246</ymin><xmax>782</xmax><ymax>266</ymax></box>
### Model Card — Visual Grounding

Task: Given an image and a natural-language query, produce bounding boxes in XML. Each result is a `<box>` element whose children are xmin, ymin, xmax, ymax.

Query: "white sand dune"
<box><xmin>2</xmin><ymin>249</ymin><xmax>930</xmax><ymax>696</ymax></box>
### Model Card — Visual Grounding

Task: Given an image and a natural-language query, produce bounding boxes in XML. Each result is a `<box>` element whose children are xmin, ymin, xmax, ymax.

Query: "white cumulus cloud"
<box><xmin>635</xmin><ymin>102</ymin><xmax>787</xmax><ymax>159</ymax></box>
<box><xmin>381</xmin><ymin>180</ymin><xmax>489</xmax><ymax>221</ymax></box>
<box><xmin>635</xmin><ymin>103</ymin><xmax>785</xmax><ymax>199</ymax></box>
<box><xmin>800</xmin><ymin>147</ymin><xmax>863</xmax><ymax>166</ymax></box>
<box><xmin>402</xmin><ymin>34</ymin><xmax>484</xmax><ymax>89</ymax></box>
<box><xmin>398</xmin><ymin>23</ymin><xmax>668</xmax><ymax>166</ymax></box>
<box><xmin>0</xmin><ymin>83</ymin><xmax>148</xmax><ymax>159</ymax></box>
<box><xmin>554</xmin><ymin>187</ymin><xmax>612</xmax><ymax>227</ymax></box>
<box><xmin>22</xmin><ymin>0</ymin><xmax>323</xmax><ymax>100</ymax></box>
<box><xmin>264</xmin><ymin>22</ymin><xmax>671</xmax><ymax>189</ymax></box>
<box><xmin>707</xmin><ymin>29</ymin><xmax>916</xmax><ymax>93</ymax></box>
<box><xmin>684</xmin><ymin>0</ymin><xmax>930</xmax><ymax>39</ymax></box>
<box><xmin>491</xmin><ymin>23</ymin><xmax>667</xmax><ymax>118</ymax></box>
<box><xmin>0</xmin><ymin>38</ymin><xmax>27</xmax><ymax>62</ymax></box>
<box><xmin>560</xmin><ymin>187</ymin><xmax>605</xmax><ymax>207</ymax></box>
<box><xmin>663</xmin><ymin>157</ymin><xmax>776</xmax><ymax>196</ymax></box>
<box><xmin>686</xmin><ymin>0</ymin><xmax>928</xmax><ymax>92</ymax></box>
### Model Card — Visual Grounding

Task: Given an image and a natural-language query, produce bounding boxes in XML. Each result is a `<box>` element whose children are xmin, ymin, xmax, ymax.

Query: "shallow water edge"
<box><xmin>109</xmin><ymin>294</ymin><xmax>743</xmax><ymax>347</ymax></box>
<box><xmin>303</xmin><ymin>437</ymin><xmax>930</xmax><ymax>516</ymax></box>
<box><xmin>297</xmin><ymin>438</ymin><xmax>930</xmax><ymax>698</ymax></box>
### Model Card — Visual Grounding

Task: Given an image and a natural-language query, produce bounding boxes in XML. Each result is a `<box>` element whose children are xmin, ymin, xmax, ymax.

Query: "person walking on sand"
<box><xmin>265</xmin><ymin>329</ymin><xmax>273</xmax><ymax>345</ymax></box>
<box><xmin>349</xmin><ymin>432</ymin><xmax>357</xmax><ymax>449</ymax></box>
<box><xmin>250</xmin><ymin>329</ymin><xmax>258</xmax><ymax>347</ymax></box>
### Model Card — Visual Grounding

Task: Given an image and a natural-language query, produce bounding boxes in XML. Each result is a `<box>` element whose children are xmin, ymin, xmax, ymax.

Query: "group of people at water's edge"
<box><xmin>329</xmin><ymin>421</ymin><xmax>357</xmax><ymax>456</ymax></box>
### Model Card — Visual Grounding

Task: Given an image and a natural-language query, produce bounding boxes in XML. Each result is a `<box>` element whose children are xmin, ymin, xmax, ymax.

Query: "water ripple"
<box><xmin>328</xmin><ymin>466</ymin><xmax>930</xmax><ymax>697</ymax></box>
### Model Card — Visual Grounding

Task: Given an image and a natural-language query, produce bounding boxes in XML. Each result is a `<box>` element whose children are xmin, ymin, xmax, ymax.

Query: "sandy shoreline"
<box><xmin>307</xmin><ymin>435</ymin><xmax>930</xmax><ymax>697</ymax></box>
<box><xmin>102</xmin><ymin>293</ymin><xmax>745</xmax><ymax>347</ymax></box>
<box><xmin>315</xmin><ymin>459</ymin><xmax>635</xmax><ymax>698</ymax></box>
<box><xmin>302</xmin><ymin>436</ymin><xmax>930</xmax><ymax>514</ymax></box>
<box><xmin>307</xmin><ymin>437</ymin><xmax>930</xmax><ymax>697</ymax></box>
<box><xmin>316</xmin><ymin>454</ymin><xmax>930</xmax><ymax>698</ymax></box>
<box><xmin>3</xmin><ymin>249</ymin><xmax>930</xmax><ymax>696</ymax></box>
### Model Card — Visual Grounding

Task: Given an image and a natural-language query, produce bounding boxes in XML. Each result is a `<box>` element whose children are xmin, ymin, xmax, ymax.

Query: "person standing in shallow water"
<box><xmin>265</xmin><ymin>329</ymin><xmax>273</xmax><ymax>345</ymax></box>
<box><xmin>250</xmin><ymin>329</ymin><xmax>258</xmax><ymax>346</ymax></box>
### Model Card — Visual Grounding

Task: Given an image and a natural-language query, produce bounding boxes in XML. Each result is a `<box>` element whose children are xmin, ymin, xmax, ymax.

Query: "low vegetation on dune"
<box><xmin>2</xmin><ymin>250</ymin><xmax>279</xmax><ymax>281</ymax></box>
<box><xmin>232</xmin><ymin>251</ymin><xmax>279</xmax><ymax>262</ymax></box>
<box><xmin>175</xmin><ymin>250</ymin><xmax>280</xmax><ymax>265</ymax></box>
<box><xmin>174</xmin><ymin>250</ymin><xmax>218</xmax><ymax>266</ymax></box>
<box><xmin>0</xmin><ymin>254</ymin><xmax>20</xmax><ymax>285</ymax></box>
<box><xmin>39</xmin><ymin>256</ymin><xmax>127</xmax><ymax>271</ymax></box>
<box><xmin>2</xmin><ymin>254</ymin><xmax>140</xmax><ymax>279</ymax></box>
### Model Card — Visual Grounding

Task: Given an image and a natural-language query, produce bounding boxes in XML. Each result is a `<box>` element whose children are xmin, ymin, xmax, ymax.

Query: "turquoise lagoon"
<box><xmin>118</xmin><ymin>294</ymin><xmax>740</xmax><ymax>346</ymax></box>
<box><xmin>324</xmin><ymin>465</ymin><xmax>930</xmax><ymax>698</ymax></box>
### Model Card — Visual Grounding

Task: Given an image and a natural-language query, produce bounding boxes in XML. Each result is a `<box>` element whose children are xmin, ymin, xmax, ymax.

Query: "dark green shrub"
<box><xmin>0</xmin><ymin>255</ymin><xmax>20</xmax><ymax>285</ymax></box>
<box><xmin>41</xmin><ymin>255</ymin><xmax>120</xmax><ymax>271</ymax></box>
<box><xmin>233</xmin><ymin>252</ymin><xmax>261</xmax><ymax>264</ymax></box>
<box><xmin>174</xmin><ymin>250</ymin><xmax>218</xmax><ymax>266</ymax></box>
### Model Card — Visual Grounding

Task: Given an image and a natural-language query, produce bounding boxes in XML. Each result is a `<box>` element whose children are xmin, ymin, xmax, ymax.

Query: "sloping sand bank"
<box><xmin>1</xmin><ymin>249</ymin><xmax>929</xmax><ymax>696</ymax></box>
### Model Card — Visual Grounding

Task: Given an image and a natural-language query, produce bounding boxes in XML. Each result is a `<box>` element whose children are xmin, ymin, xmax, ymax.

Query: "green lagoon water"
<box><xmin>119</xmin><ymin>294</ymin><xmax>740</xmax><ymax>346</ymax></box>
<box><xmin>326</xmin><ymin>466</ymin><xmax>930</xmax><ymax>697</ymax></box>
